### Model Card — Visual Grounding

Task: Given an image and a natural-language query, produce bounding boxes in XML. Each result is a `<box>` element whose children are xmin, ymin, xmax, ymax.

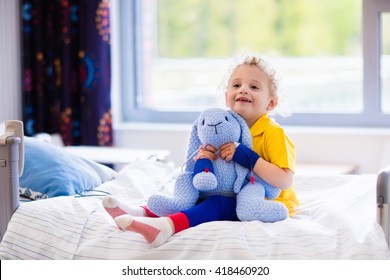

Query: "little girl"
<box><xmin>103</xmin><ymin>54</ymin><xmax>298</xmax><ymax>247</ymax></box>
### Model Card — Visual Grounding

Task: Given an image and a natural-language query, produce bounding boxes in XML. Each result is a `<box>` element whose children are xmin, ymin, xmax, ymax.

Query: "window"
<box><xmin>112</xmin><ymin>0</ymin><xmax>390</xmax><ymax>126</ymax></box>
<box><xmin>382</xmin><ymin>12</ymin><xmax>390</xmax><ymax>113</ymax></box>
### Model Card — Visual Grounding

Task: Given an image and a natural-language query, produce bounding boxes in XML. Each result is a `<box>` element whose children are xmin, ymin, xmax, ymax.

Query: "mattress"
<box><xmin>0</xmin><ymin>159</ymin><xmax>389</xmax><ymax>260</ymax></box>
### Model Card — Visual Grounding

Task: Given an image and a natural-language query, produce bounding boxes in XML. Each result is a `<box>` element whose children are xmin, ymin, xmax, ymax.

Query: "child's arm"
<box><xmin>253</xmin><ymin>158</ymin><xmax>293</xmax><ymax>190</ymax></box>
<box><xmin>220</xmin><ymin>143</ymin><xmax>293</xmax><ymax>190</ymax></box>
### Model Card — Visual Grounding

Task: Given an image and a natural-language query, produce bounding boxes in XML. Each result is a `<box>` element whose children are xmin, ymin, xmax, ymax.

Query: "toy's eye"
<box><xmin>202</xmin><ymin>119</ymin><xmax>205</xmax><ymax>125</ymax></box>
<box><xmin>225</xmin><ymin>116</ymin><xmax>229</xmax><ymax>121</ymax></box>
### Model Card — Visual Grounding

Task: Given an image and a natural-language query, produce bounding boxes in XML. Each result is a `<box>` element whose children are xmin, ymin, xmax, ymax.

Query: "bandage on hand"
<box><xmin>232</xmin><ymin>144</ymin><xmax>260</xmax><ymax>170</ymax></box>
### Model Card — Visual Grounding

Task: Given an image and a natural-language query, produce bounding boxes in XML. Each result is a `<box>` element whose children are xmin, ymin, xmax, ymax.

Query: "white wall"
<box><xmin>114</xmin><ymin>123</ymin><xmax>390</xmax><ymax>174</ymax></box>
<box><xmin>286</xmin><ymin>126</ymin><xmax>390</xmax><ymax>174</ymax></box>
<box><xmin>0</xmin><ymin>0</ymin><xmax>22</xmax><ymax>122</ymax></box>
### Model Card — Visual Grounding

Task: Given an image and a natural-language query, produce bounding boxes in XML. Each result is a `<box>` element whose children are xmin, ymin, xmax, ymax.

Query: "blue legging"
<box><xmin>182</xmin><ymin>195</ymin><xmax>239</xmax><ymax>227</ymax></box>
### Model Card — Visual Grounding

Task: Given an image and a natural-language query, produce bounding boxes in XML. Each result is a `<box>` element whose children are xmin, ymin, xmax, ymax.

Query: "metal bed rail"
<box><xmin>377</xmin><ymin>165</ymin><xmax>390</xmax><ymax>249</ymax></box>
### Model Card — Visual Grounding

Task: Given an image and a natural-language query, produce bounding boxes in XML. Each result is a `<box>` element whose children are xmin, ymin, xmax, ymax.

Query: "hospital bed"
<box><xmin>0</xmin><ymin>120</ymin><xmax>389</xmax><ymax>259</ymax></box>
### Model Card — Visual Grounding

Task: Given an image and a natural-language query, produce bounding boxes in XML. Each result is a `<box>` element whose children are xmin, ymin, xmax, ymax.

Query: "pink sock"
<box><xmin>115</xmin><ymin>215</ymin><xmax>174</xmax><ymax>247</ymax></box>
<box><xmin>115</xmin><ymin>212</ymin><xmax>190</xmax><ymax>247</ymax></box>
<box><xmin>125</xmin><ymin>220</ymin><xmax>161</xmax><ymax>244</ymax></box>
<box><xmin>105</xmin><ymin>206</ymin><xmax>127</xmax><ymax>219</ymax></box>
<box><xmin>102</xmin><ymin>196</ymin><xmax>146</xmax><ymax>219</ymax></box>
<box><xmin>141</xmin><ymin>206</ymin><xmax>159</xmax><ymax>217</ymax></box>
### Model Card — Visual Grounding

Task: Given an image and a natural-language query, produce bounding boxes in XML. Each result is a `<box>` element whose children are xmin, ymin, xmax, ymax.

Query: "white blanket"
<box><xmin>1</xmin><ymin>159</ymin><xmax>389</xmax><ymax>259</ymax></box>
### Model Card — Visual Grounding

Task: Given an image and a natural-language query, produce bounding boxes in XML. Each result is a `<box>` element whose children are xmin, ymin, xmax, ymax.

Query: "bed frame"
<box><xmin>377</xmin><ymin>165</ymin><xmax>390</xmax><ymax>247</ymax></box>
<box><xmin>1</xmin><ymin>121</ymin><xmax>23</xmax><ymax>240</ymax></box>
<box><xmin>1</xmin><ymin>123</ymin><xmax>390</xmax><ymax>249</ymax></box>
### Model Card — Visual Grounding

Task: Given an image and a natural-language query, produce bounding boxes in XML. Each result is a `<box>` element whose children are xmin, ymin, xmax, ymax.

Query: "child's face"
<box><xmin>225</xmin><ymin>64</ymin><xmax>277</xmax><ymax>127</ymax></box>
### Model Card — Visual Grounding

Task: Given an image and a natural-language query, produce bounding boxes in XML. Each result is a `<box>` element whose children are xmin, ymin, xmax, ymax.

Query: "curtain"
<box><xmin>21</xmin><ymin>0</ymin><xmax>112</xmax><ymax>146</ymax></box>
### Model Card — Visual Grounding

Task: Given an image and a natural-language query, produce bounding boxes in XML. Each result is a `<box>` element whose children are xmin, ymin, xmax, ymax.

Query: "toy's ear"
<box><xmin>229</xmin><ymin>110</ymin><xmax>252</xmax><ymax>149</ymax></box>
<box><xmin>184</xmin><ymin>119</ymin><xmax>202</xmax><ymax>172</ymax></box>
<box><xmin>233</xmin><ymin>163</ymin><xmax>249</xmax><ymax>193</ymax></box>
<box><xmin>228</xmin><ymin>110</ymin><xmax>253</xmax><ymax>193</ymax></box>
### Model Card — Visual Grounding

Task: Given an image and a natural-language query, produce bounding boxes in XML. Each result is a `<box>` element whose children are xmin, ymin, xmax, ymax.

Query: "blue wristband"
<box><xmin>193</xmin><ymin>158</ymin><xmax>214</xmax><ymax>176</ymax></box>
<box><xmin>232</xmin><ymin>144</ymin><xmax>260</xmax><ymax>170</ymax></box>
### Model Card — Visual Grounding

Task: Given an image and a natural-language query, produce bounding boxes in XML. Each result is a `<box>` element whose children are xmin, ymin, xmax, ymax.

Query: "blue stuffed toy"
<box><xmin>147</xmin><ymin>107</ymin><xmax>288</xmax><ymax>222</ymax></box>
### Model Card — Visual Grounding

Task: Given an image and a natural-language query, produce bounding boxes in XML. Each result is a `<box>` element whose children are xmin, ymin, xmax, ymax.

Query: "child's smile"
<box><xmin>236</xmin><ymin>96</ymin><xmax>252</xmax><ymax>103</ymax></box>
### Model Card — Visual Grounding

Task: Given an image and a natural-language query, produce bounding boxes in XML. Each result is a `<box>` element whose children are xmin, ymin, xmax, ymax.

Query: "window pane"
<box><xmin>381</xmin><ymin>12</ymin><xmax>390</xmax><ymax>113</ymax></box>
<box><xmin>137</xmin><ymin>0</ymin><xmax>362</xmax><ymax>114</ymax></box>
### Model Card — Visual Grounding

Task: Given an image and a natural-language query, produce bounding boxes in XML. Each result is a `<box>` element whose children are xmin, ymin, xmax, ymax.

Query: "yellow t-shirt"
<box><xmin>250</xmin><ymin>114</ymin><xmax>299</xmax><ymax>217</ymax></box>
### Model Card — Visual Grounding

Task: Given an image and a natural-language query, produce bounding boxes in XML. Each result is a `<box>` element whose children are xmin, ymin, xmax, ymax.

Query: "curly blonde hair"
<box><xmin>221</xmin><ymin>53</ymin><xmax>279</xmax><ymax>98</ymax></box>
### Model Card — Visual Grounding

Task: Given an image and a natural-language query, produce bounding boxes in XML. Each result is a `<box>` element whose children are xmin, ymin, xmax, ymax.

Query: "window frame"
<box><xmin>114</xmin><ymin>0</ymin><xmax>390</xmax><ymax>127</ymax></box>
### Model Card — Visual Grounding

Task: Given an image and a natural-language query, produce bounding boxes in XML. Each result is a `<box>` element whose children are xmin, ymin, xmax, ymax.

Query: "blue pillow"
<box><xmin>19</xmin><ymin>137</ymin><xmax>117</xmax><ymax>199</ymax></box>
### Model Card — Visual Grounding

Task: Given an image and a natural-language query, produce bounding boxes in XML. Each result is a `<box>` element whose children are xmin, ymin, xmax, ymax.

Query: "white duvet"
<box><xmin>1</xmin><ymin>159</ymin><xmax>389</xmax><ymax>259</ymax></box>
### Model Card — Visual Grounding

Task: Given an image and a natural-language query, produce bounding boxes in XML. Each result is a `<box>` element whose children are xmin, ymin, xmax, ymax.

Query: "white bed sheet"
<box><xmin>0</xmin><ymin>159</ymin><xmax>389</xmax><ymax>260</ymax></box>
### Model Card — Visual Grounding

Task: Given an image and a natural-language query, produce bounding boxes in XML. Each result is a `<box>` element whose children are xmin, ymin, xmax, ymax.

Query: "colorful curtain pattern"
<box><xmin>21</xmin><ymin>0</ymin><xmax>112</xmax><ymax>146</ymax></box>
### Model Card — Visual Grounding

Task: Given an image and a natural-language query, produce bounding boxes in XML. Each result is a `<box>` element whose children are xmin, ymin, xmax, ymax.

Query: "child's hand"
<box><xmin>219</xmin><ymin>143</ymin><xmax>237</xmax><ymax>162</ymax></box>
<box><xmin>193</xmin><ymin>144</ymin><xmax>217</xmax><ymax>161</ymax></box>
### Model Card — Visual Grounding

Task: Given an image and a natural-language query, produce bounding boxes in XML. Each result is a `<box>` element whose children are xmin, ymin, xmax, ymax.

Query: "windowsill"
<box><xmin>114</xmin><ymin>121</ymin><xmax>192</xmax><ymax>132</ymax></box>
<box><xmin>64</xmin><ymin>145</ymin><xmax>170</xmax><ymax>164</ymax></box>
<box><xmin>284</xmin><ymin>125</ymin><xmax>390</xmax><ymax>136</ymax></box>
<box><xmin>114</xmin><ymin>121</ymin><xmax>390</xmax><ymax>135</ymax></box>
<box><xmin>112</xmin><ymin>121</ymin><xmax>390</xmax><ymax>174</ymax></box>
<box><xmin>295</xmin><ymin>162</ymin><xmax>358</xmax><ymax>175</ymax></box>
